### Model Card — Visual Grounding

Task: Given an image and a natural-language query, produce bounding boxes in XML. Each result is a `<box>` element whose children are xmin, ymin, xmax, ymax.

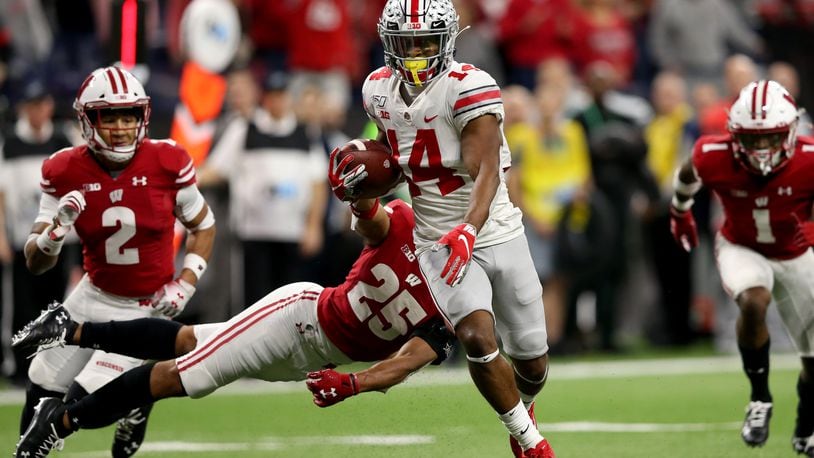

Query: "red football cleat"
<box><xmin>510</xmin><ymin>403</ymin><xmax>538</xmax><ymax>458</ymax></box>
<box><xmin>524</xmin><ymin>438</ymin><xmax>556</xmax><ymax>458</ymax></box>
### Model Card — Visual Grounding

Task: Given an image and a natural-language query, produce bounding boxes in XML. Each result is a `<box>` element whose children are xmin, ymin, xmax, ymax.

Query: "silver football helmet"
<box><xmin>378</xmin><ymin>0</ymin><xmax>459</xmax><ymax>87</ymax></box>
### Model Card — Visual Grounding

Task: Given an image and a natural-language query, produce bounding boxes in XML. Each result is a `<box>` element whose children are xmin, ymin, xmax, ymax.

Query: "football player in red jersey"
<box><xmin>670</xmin><ymin>80</ymin><xmax>814</xmax><ymax>455</ymax></box>
<box><xmin>11</xmin><ymin>153</ymin><xmax>453</xmax><ymax>457</ymax></box>
<box><xmin>17</xmin><ymin>66</ymin><xmax>216</xmax><ymax>458</ymax></box>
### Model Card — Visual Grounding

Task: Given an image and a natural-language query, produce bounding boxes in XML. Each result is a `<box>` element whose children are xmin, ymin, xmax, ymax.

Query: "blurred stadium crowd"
<box><xmin>0</xmin><ymin>0</ymin><xmax>813</xmax><ymax>387</ymax></box>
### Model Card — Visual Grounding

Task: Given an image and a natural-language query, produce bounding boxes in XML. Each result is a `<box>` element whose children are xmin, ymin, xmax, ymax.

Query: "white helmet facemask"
<box><xmin>74</xmin><ymin>66</ymin><xmax>151</xmax><ymax>163</ymax></box>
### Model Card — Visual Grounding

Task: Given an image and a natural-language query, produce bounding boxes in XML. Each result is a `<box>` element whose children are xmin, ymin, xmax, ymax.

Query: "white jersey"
<box><xmin>362</xmin><ymin>62</ymin><xmax>523</xmax><ymax>253</ymax></box>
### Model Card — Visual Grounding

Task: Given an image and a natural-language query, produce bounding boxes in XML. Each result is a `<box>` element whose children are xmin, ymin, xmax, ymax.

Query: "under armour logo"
<box><xmin>19</xmin><ymin>451</ymin><xmax>30</xmax><ymax>457</ymax></box>
<box><xmin>778</xmin><ymin>186</ymin><xmax>792</xmax><ymax>196</ymax></box>
<box><xmin>132</xmin><ymin>176</ymin><xmax>147</xmax><ymax>186</ymax></box>
<box><xmin>55</xmin><ymin>312</ymin><xmax>67</xmax><ymax>324</ymax></box>
<box><xmin>320</xmin><ymin>388</ymin><xmax>338</xmax><ymax>399</ymax></box>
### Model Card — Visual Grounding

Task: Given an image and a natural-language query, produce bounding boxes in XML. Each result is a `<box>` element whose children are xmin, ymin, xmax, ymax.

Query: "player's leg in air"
<box><xmin>12</xmin><ymin>282</ymin><xmax>347</xmax><ymax>458</ymax></box>
<box><xmin>12</xmin><ymin>302</ymin><xmax>194</xmax><ymax>458</ymax></box>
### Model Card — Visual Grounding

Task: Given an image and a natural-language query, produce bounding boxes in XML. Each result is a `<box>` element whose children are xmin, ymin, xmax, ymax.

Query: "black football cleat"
<box><xmin>112</xmin><ymin>403</ymin><xmax>154</xmax><ymax>458</ymax></box>
<box><xmin>12</xmin><ymin>302</ymin><xmax>75</xmax><ymax>354</ymax></box>
<box><xmin>14</xmin><ymin>397</ymin><xmax>68</xmax><ymax>458</ymax></box>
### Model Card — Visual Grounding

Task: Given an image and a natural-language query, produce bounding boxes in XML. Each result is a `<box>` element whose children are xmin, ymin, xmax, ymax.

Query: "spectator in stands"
<box><xmin>575</xmin><ymin>61</ymin><xmax>652</xmax><ymax>138</ymax></box>
<box><xmin>641</xmin><ymin>71</ymin><xmax>697</xmax><ymax>346</ymax></box>
<box><xmin>198</xmin><ymin>71</ymin><xmax>328</xmax><ymax>305</ymax></box>
<box><xmin>285</xmin><ymin>0</ymin><xmax>354</xmax><ymax>113</ymax></box>
<box><xmin>570</xmin><ymin>0</ymin><xmax>636</xmax><ymax>86</ymax></box>
<box><xmin>648</xmin><ymin>0</ymin><xmax>763</xmax><ymax>90</ymax></box>
<box><xmin>697</xmin><ymin>54</ymin><xmax>759</xmax><ymax>137</ymax></box>
<box><xmin>535</xmin><ymin>57</ymin><xmax>591</xmax><ymax>119</ymax></box>
<box><xmin>0</xmin><ymin>80</ymin><xmax>78</xmax><ymax>384</ymax></box>
<box><xmin>506</xmin><ymin>86</ymin><xmax>592</xmax><ymax>349</ymax></box>
<box><xmin>768</xmin><ymin>61</ymin><xmax>812</xmax><ymax>136</ymax></box>
<box><xmin>501</xmin><ymin>84</ymin><xmax>537</xmax><ymax>132</ymax></box>
<box><xmin>452</xmin><ymin>0</ymin><xmax>505</xmax><ymax>87</ymax></box>
<box><xmin>496</xmin><ymin>0</ymin><xmax>575</xmax><ymax>89</ymax></box>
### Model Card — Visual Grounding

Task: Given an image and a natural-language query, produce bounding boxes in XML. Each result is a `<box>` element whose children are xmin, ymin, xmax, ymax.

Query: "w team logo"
<box><xmin>109</xmin><ymin>189</ymin><xmax>124</xmax><ymax>203</ymax></box>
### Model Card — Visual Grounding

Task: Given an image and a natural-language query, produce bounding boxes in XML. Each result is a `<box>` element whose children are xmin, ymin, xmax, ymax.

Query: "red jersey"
<box><xmin>692</xmin><ymin>134</ymin><xmax>814</xmax><ymax>259</ymax></box>
<box><xmin>41</xmin><ymin>140</ymin><xmax>196</xmax><ymax>297</ymax></box>
<box><xmin>318</xmin><ymin>200</ymin><xmax>439</xmax><ymax>362</ymax></box>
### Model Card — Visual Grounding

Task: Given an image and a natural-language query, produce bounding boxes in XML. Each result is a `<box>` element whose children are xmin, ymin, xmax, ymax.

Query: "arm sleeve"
<box><xmin>174</xmin><ymin>184</ymin><xmax>207</xmax><ymax>223</ymax></box>
<box><xmin>410</xmin><ymin>319</ymin><xmax>455</xmax><ymax>366</ymax></box>
<box><xmin>34</xmin><ymin>193</ymin><xmax>59</xmax><ymax>224</ymax></box>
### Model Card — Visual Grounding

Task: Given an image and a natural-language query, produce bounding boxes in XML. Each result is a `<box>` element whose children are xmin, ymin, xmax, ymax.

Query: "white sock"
<box><xmin>498</xmin><ymin>400</ymin><xmax>543</xmax><ymax>450</ymax></box>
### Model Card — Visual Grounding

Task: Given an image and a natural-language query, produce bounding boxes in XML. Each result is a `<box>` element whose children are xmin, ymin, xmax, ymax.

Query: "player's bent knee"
<box><xmin>151</xmin><ymin>361</ymin><xmax>186</xmax><ymax>398</ymax></box>
<box><xmin>176</xmin><ymin>326</ymin><xmax>197</xmax><ymax>356</ymax></box>
<box><xmin>737</xmin><ymin>287</ymin><xmax>772</xmax><ymax>319</ymax></box>
<box><xmin>513</xmin><ymin>355</ymin><xmax>549</xmax><ymax>384</ymax></box>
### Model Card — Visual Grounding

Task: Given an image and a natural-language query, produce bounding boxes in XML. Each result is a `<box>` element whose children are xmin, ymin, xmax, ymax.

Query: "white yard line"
<box><xmin>0</xmin><ymin>353</ymin><xmax>802</xmax><ymax>405</ymax></box>
<box><xmin>57</xmin><ymin>422</ymin><xmax>743</xmax><ymax>456</ymax></box>
<box><xmin>61</xmin><ymin>435</ymin><xmax>435</xmax><ymax>456</ymax></box>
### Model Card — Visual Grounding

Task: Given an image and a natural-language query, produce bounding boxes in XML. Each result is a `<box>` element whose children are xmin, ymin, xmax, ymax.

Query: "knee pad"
<box><xmin>466</xmin><ymin>349</ymin><xmax>501</xmax><ymax>364</ymax></box>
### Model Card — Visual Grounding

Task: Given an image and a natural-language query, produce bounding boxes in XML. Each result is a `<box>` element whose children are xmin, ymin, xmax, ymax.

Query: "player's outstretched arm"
<box><xmin>306</xmin><ymin>336</ymin><xmax>439</xmax><ymax>407</ymax></box>
<box><xmin>350</xmin><ymin>198</ymin><xmax>390</xmax><ymax>246</ymax></box>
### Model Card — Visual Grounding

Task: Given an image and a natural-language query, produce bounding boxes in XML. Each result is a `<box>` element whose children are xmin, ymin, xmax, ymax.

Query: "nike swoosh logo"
<box><xmin>457</xmin><ymin>234</ymin><xmax>470</xmax><ymax>257</ymax></box>
<box><xmin>424</xmin><ymin>114</ymin><xmax>439</xmax><ymax>123</ymax></box>
<box><xmin>520</xmin><ymin>425</ymin><xmax>530</xmax><ymax>434</ymax></box>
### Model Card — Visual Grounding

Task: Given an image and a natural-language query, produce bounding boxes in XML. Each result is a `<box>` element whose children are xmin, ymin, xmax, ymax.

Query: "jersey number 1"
<box><xmin>752</xmin><ymin>208</ymin><xmax>776</xmax><ymax>244</ymax></box>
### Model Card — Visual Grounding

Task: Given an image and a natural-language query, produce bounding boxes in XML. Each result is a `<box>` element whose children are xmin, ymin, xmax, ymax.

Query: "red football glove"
<box><xmin>328</xmin><ymin>147</ymin><xmax>367</xmax><ymax>202</ymax></box>
<box><xmin>305</xmin><ymin>369</ymin><xmax>359</xmax><ymax>407</ymax></box>
<box><xmin>669</xmin><ymin>206</ymin><xmax>698</xmax><ymax>252</ymax></box>
<box><xmin>793</xmin><ymin>213</ymin><xmax>814</xmax><ymax>248</ymax></box>
<box><xmin>433</xmin><ymin>223</ymin><xmax>477</xmax><ymax>287</ymax></box>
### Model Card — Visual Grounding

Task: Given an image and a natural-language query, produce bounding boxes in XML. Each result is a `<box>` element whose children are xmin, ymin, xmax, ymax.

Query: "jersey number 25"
<box><xmin>347</xmin><ymin>263</ymin><xmax>427</xmax><ymax>341</ymax></box>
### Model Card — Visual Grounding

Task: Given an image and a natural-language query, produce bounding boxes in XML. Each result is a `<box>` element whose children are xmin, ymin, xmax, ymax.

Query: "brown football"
<box><xmin>336</xmin><ymin>139</ymin><xmax>402</xmax><ymax>199</ymax></box>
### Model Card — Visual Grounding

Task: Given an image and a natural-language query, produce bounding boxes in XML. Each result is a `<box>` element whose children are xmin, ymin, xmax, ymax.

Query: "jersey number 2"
<box><xmin>347</xmin><ymin>263</ymin><xmax>427</xmax><ymax>341</ymax></box>
<box><xmin>103</xmin><ymin>207</ymin><xmax>139</xmax><ymax>265</ymax></box>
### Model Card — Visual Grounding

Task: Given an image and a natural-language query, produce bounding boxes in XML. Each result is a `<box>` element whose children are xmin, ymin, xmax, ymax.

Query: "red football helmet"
<box><xmin>73</xmin><ymin>66</ymin><xmax>151</xmax><ymax>163</ymax></box>
<box><xmin>727</xmin><ymin>79</ymin><xmax>799</xmax><ymax>176</ymax></box>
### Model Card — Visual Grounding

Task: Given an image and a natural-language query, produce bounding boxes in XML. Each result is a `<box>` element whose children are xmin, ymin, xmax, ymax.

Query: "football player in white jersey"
<box><xmin>336</xmin><ymin>1</ymin><xmax>554</xmax><ymax>456</ymax></box>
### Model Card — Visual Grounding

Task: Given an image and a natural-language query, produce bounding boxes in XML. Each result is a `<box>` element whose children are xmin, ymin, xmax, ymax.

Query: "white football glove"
<box><xmin>49</xmin><ymin>191</ymin><xmax>87</xmax><ymax>240</ymax></box>
<box><xmin>57</xmin><ymin>191</ymin><xmax>86</xmax><ymax>226</ymax></box>
<box><xmin>151</xmin><ymin>279</ymin><xmax>195</xmax><ymax>318</ymax></box>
